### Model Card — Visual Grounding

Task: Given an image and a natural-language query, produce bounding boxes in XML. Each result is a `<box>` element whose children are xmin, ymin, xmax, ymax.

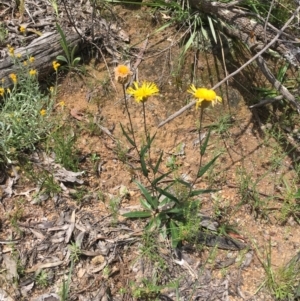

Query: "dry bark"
<box><xmin>0</xmin><ymin>31</ymin><xmax>81</xmax><ymax>86</ymax></box>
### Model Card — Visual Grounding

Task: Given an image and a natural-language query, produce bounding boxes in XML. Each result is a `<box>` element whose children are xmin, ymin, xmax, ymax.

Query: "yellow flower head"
<box><xmin>29</xmin><ymin>69</ymin><xmax>37</xmax><ymax>76</ymax></box>
<box><xmin>0</xmin><ymin>87</ymin><xmax>4</xmax><ymax>96</ymax></box>
<box><xmin>29</xmin><ymin>56</ymin><xmax>35</xmax><ymax>63</ymax></box>
<box><xmin>23</xmin><ymin>61</ymin><xmax>28</xmax><ymax>66</ymax></box>
<box><xmin>40</xmin><ymin>109</ymin><xmax>46</xmax><ymax>116</ymax></box>
<box><xmin>126</xmin><ymin>81</ymin><xmax>159</xmax><ymax>103</ymax></box>
<box><xmin>49</xmin><ymin>86</ymin><xmax>54</xmax><ymax>93</ymax></box>
<box><xmin>9</xmin><ymin>73</ymin><xmax>17</xmax><ymax>84</ymax></box>
<box><xmin>19</xmin><ymin>26</ymin><xmax>26</xmax><ymax>34</ymax></box>
<box><xmin>187</xmin><ymin>85</ymin><xmax>222</xmax><ymax>109</ymax></box>
<box><xmin>16</xmin><ymin>53</ymin><xmax>22</xmax><ymax>58</ymax></box>
<box><xmin>114</xmin><ymin>65</ymin><xmax>132</xmax><ymax>84</ymax></box>
<box><xmin>7</xmin><ymin>44</ymin><xmax>14</xmax><ymax>56</ymax></box>
<box><xmin>59</xmin><ymin>101</ymin><xmax>65</xmax><ymax>107</ymax></box>
<box><xmin>53</xmin><ymin>61</ymin><xmax>60</xmax><ymax>71</ymax></box>
<box><xmin>7</xmin><ymin>88</ymin><xmax>11</xmax><ymax>94</ymax></box>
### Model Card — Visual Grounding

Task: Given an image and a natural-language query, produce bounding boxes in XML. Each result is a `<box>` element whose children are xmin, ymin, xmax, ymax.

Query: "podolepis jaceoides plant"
<box><xmin>115</xmin><ymin>65</ymin><xmax>222</xmax><ymax>247</ymax></box>
<box><xmin>0</xmin><ymin>47</ymin><xmax>54</xmax><ymax>164</ymax></box>
<box><xmin>56</xmin><ymin>23</ymin><xmax>81</xmax><ymax>71</ymax></box>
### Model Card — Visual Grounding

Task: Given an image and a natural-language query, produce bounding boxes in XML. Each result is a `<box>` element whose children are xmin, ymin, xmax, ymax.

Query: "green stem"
<box><xmin>189</xmin><ymin>107</ymin><xmax>204</xmax><ymax>196</ymax></box>
<box><xmin>122</xmin><ymin>84</ymin><xmax>137</xmax><ymax>150</ymax></box>
<box><xmin>198</xmin><ymin>107</ymin><xmax>204</xmax><ymax>169</ymax></box>
<box><xmin>142</xmin><ymin>102</ymin><xmax>148</xmax><ymax>141</ymax></box>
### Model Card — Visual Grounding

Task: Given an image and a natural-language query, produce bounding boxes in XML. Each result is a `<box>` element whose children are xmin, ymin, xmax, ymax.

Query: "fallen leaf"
<box><xmin>70</xmin><ymin>108</ymin><xmax>84</xmax><ymax>120</ymax></box>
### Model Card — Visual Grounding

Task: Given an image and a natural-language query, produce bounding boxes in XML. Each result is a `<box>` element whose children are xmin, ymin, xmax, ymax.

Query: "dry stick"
<box><xmin>264</xmin><ymin>0</ymin><xmax>275</xmax><ymax>43</ymax></box>
<box><xmin>90</xmin><ymin>41</ymin><xmax>117</xmax><ymax>92</ymax></box>
<box><xmin>158</xmin><ymin>6</ymin><xmax>300</xmax><ymax>128</ymax></box>
<box><xmin>256</xmin><ymin>56</ymin><xmax>300</xmax><ymax>112</ymax></box>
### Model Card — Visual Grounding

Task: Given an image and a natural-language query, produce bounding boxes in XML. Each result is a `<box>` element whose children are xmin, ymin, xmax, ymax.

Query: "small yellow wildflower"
<box><xmin>0</xmin><ymin>87</ymin><xmax>4</xmax><ymax>96</ymax></box>
<box><xmin>23</xmin><ymin>61</ymin><xmax>28</xmax><ymax>66</ymax></box>
<box><xmin>7</xmin><ymin>88</ymin><xmax>11</xmax><ymax>94</ymax></box>
<box><xmin>7</xmin><ymin>44</ymin><xmax>14</xmax><ymax>56</ymax></box>
<box><xmin>126</xmin><ymin>81</ymin><xmax>159</xmax><ymax>103</ymax></box>
<box><xmin>187</xmin><ymin>85</ymin><xmax>222</xmax><ymax>109</ymax></box>
<box><xmin>59</xmin><ymin>101</ymin><xmax>65</xmax><ymax>107</ymax></box>
<box><xmin>114</xmin><ymin>65</ymin><xmax>132</xmax><ymax>84</ymax></box>
<box><xmin>9</xmin><ymin>73</ymin><xmax>17</xmax><ymax>84</ymax></box>
<box><xmin>53</xmin><ymin>61</ymin><xmax>60</xmax><ymax>71</ymax></box>
<box><xmin>49</xmin><ymin>86</ymin><xmax>54</xmax><ymax>93</ymax></box>
<box><xmin>16</xmin><ymin>53</ymin><xmax>22</xmax><ymax>58</ymax></box>
<box><xmin>40</xmin><ymin>109</ymin><xmax>46</xmax><ymax>116</ymax></box>
<box><xmin>29</xmin><ymin>69</ymin><xmax>37</xmax><ymax>76</ymax></box>
<box><xmin>19</xmin><ymin>26</ymin><xmax>26</xmax><ymax>34</ymax></box>
<box><xmin>29</xmin><ymin>56</ymin><xmax>35</xmax><ymax>63</ymax></box>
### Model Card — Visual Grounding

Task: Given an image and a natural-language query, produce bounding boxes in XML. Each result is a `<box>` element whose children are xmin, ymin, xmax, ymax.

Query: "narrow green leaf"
<box><xmin>140</xmin><ymin>145</ymin><xmax>149</xmax><ymax>177</ymax></box>
<box><xmin>153</xmin><ymin>151</ymin><xmax>163</xmax><ymax>174</ymax></box>
<box><xmin>140</xmin><ymin>155</ymin><xmax>148</xmax><ymax>177</ymax></box>
<box><xmin>56</xmin><ymin>23</ymin><xmax>70</xmax><ymax>63</ymax></box>
<box><xmin>140</xmin><ymin>198</ymin><xmax>152</xmax><ymax>210</ymax></box>
<box><xmin>154</xmin><ymin>21</ymin><xmax>173</xmax><ymax>33</ymax></box>
<box><xmin>207</xmin><ymin>16</ymin><xmax>217</xmax><ymax>44</ymax></box>
<box><xmin>182</xmin><ymin>31</ymin><xmax>196</xmax><ymax>57</ymax></box>
<box><xmin>120</xmin><ymin>123</ymin><xmax>135</xmax><ymax>146</ymax></box>
<box><xmin>197</xmin><ymin>154</ymin><xmax>220</xmax><ymax>178</ymax></box>
<box><xmin>136</xmin><ymin>181</ymin><xmax>158</xmax><ymax>209</ymax></box>
<box><xmin>148</xmin><ymin>132</ymin><xmax>157</xmax><ymax>145</ymax></box>
<box><xmin>165</xmin><ymin>207</ymin><xmax>184</xmax><ymax>214</ymax></box>
<box><xmin>201</xmin><ymin>25</ymin><xmax>208</xmax><ymax>40</ymax></box>
<box><xmin>56</xmin><ymin>55</ymin><xmax>68</xmax><ymax>64</ymax></box>
<box><xmin>151</xmin><ymin>170</ymin><xmax>172</xmax><ymax>187</ymax></box>
<box><xmin>294</xmin><ymin>189</ymin><xmax>300</xmax><ymax>199</ymax></box>
<box><xmin>146</xmin><ymin>215</ymin><xmax>161</xmax><ymax>231</ymax></box>
<box><xmin>123</xmin><ymin>211</ymin><xmax>152</xmax><ymax>218</ymax></box>
<box><xmin>72</xmin><ymin>57</ymin><xmax>81</xmax><ymax>66</ymax></box>
<box><xmin>277</xmin><ymin>63</ymin><xmax>289</xmax><ymax>83</ymax></box>
<box><xmin>156</xmin><ymin>187</ymin><xmax>179</xmax><ymax>203</ymax></box>
<box><xmin>170</xmin><ymin>220</ymin><xmax>180</xmax><ymax>248</ymax></box>
<box><xmin>201</xmin><ymin>127</ymin><xmax>211</xmax><ymax>156</ymax></box>
<box><xmin>70</xmin><ymin>45</ymin><xmax>77</xmax><ymax>61</ymax></box>
<box><xmin>159</xmin><ymin>197</ymin><xmax>170</xmax><ymax>207</ymax></box>
<box><xmin>176</xmin><ymin>178</ymin><xmax>191</xmax><ymax>188</ymax></box>
<box><xmin>190</xmin><ymin>189</ymin><xmax>218</xmax><ymax>196</ymax></box>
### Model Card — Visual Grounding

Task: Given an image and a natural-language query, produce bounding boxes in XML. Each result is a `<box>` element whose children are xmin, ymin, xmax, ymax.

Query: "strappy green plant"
<box><xmin>56</xmin><ymin>23</ymin><xmax>81</xmax><ymax>71</ymax></box>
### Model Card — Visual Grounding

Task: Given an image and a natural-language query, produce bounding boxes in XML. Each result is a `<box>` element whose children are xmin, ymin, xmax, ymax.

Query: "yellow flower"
<box><xmin>29</xmin><ymin>56</ymin><xmax>35</xmax><ymax>63</ymax></box>
<box><xmin>59</xmin><ymin>101</ymin><xmax>65</xmax><ymax>107</ymax></box>
<box><xmin>16</xmin><ymin>53</ymin><xmax>22</xmax><ymax>58</ymax></box>
<box><xmin>7</xmin><ymin>88</ymin><xmax>11</xmax><ymax>94</ymax></box>
<box><xmin>19</xmin><ymin>26</ymin><xmax>26</xmax><ymax>34</ymax></box>
<box><xmin>40</xmin><ymin>109</ymin><xmax>46</xmax><ymax>116</ymax></box>
<box><xmin>7</xmin><ymin>44</ymin><xmax>14</xmax><ymax>56</ymax></box>
<box><xmin>0</xmin><ymin>87</ymin><xmax>4</xmax><ymax>96</ymax></box>
<box><xmin>23</xmin><ymin>61</ymin><xmax>28</xmax><ymax>66</ymax></box>
<box><xmin>187</xmin><ymin>85</ymin><xmax>222</xmax><ymax>109</ymax></box>
<box><xmin>9</xmin><ymin>73</ymin><xmax>17</xmax><ymax>84</ymax></box>
<box><xmin>53</xmin><ymin>61</ymin><xmax>60</xmax><ymax>71</ymax></box>
<box><xmin>126</xmin><ymin>81</ymin><xmax>159</xmax><ymax>103</ymax></box>
<box><xmin>29</xmin><ymin>69</ymin><xmax>37</xmax><ymax>76</ymax></box>
<box><xmin>114</xmin><ymin>65</ymin><xmax>132</xmax><ymax>84</ymax></box>
<box><xmin>49</xmin><ymin>86</ymin><xmax>54</xmax><ymax>93</ymax></box>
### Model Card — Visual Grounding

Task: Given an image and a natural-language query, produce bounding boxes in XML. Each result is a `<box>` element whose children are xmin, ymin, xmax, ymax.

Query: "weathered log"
<box><xmin>0</xmin><ymin>31</ymin><xmax>81</xmax><ymax>87</ymax></box>
<box><xmin>189</xmin><ymin>0</ymin><xmax>300</xmax><ymax>67</ymax></box>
